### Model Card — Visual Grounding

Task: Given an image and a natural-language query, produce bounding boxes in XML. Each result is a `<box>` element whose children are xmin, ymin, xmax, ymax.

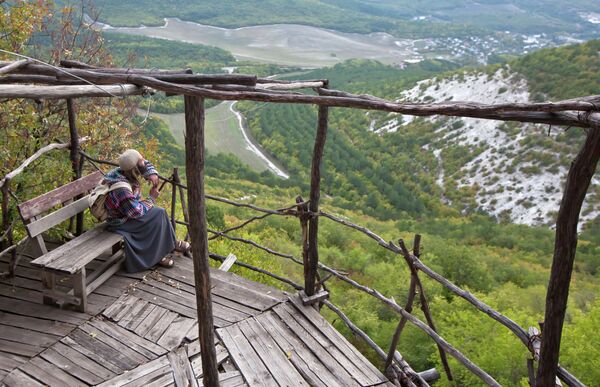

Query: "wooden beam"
<box><xmin>296</xmin><ymin>196</ymin><xmax>310</xmax><ymax>293</ymax></box>
<box><xmin>300</xmin><ymin>290</ymin><xmax>329</xmax><ymax>306</ymax></box>
<box><xmin>256</xmin><ymin>77</ymin><xmax>327</xmax><ymax>84</ymax></box>
<box><xmin>419</xmin><ymin>369</ymin><xmax>441</xmax><ymax>383</ymax></box>
<box><xmin>184</xmin><ymin>94</ymin><xmax>220</xmax><ymax>387</ymax></box>
<box><xmin>175</xmin><ymin>169</ymin><xmax>191</xmax><ymax>241</ymax></box>
<box><xmin>147</xmin><ymin>73</ymin><xmax>257</xmax><ymax>85</ymax></box>
<box><xmin>218</xmin><ymin>253</ymin><xmax>237</xmax><ymax>272</ymax></box>
<box><xmin>398</xmin><ymin>240</ymin><xmax>453</xmax><ymax>382</ymax></box>
<box><xmin>0</xmin><ymin>74</ymin><xmax>83</xmax><ymax>84</ymax></box>
<box><xmin>0</xmin><ymin>183</ymin><xmax>12</xmax><ymax>254</ymax></box>
<box><xmin>31</xmin><ymin>64</ymin><xmax>254</xmax><ymax>85</ymax></box>
<box><xmin>59</xmin><ymin>59</ymin><xmax>193</xmax><ymax>74</ymax></box>
<box><xmin>86</xmin><ymin>256</ymin><xmax>123</xmax><ymax>295</ymax></box>
<box><xmin>25</xmin><ymin>196</ymin><xmax>89</xmax><ymax>238</ymax></box>
<box><xmin>385</xmin><ymin>275</ymin><xmax>417</xmax><ymax>373</ymax></box>
<box><xmin>67</xmin><ymin>99</ymin><xmax>80</xmax><ymax>179</ymax></box>
<box><xmin>17</xmin><ymin>170</ymin><xmax>100</xmax><ymax>221</ymax></box>
<box><xmin>257</xmin><ymin>81</ymin><xmax>324</xmax><ymax>90</ymax></box>
<box><xmin>536</xmin><ymin>127</ymin><xmax>600</xmax><ymax>386</ymax></box>
<box><xmin>5</xmin><ymin>64</ymin><xmax>598</xmax><ymax>128</ymax></box>
<box><xmin>0</xmin><ymin>59</ymin><xmax>29</xmax><ymax>75</ymax></box>
<box><xmin>306</xmin><ymin>89</ymin><xmax>329</xmax><ymax>296</ymax></box>
<box><xmin>171</xmin><ymin>168</ymin><xmax>177</xmax><ymax>232</ymax></box>
<box><xmin>0</xmin><ymin>83</ymin><xmax>148</xmax><ymax>99</ymax></box>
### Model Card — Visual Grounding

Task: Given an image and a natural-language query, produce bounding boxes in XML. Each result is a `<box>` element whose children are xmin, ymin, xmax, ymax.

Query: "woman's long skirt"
<box><xmin>111</xmin><ymin>207</ymin><xmax>176</xmax><ymax>273</ymax></box>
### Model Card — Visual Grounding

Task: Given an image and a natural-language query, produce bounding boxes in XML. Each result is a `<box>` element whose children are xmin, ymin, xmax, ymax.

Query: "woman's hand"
<box><xmin>150</xmin><ymin>186</ymin><xmax>160</xmax><ymax>199</ymax></box>
<box><xmin>147</xmin><ymin>173</ymin><xmax>159</xmax><ymax>187</ymax></box>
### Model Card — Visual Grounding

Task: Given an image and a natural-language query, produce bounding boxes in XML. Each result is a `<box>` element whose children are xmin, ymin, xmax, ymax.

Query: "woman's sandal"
<box><xmin>159</xmin><ymin>256</ymin><xmax>174</xmax><ymax>268</ymax></box>
<box><xmin>174</xmin><ymin>240</ymin><xmax>191</xmax><ymax>254</ymax></box>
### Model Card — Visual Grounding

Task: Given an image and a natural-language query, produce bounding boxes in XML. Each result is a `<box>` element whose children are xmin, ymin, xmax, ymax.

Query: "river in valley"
<box><xmin>142</xmin><ymin>101</ymin><xmax>289</xmax><ymax>178</ymax></box>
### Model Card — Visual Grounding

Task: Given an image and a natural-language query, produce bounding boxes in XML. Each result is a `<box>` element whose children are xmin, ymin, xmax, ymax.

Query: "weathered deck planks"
<box><xmin>219</xmin><ymin>297</ymin><xmax>391</xmax><ymax>387</ymax></box>
<box><xmin>0</xmin><ymin>250</ymin><xmax>393</xmax><ymax>387</ymax></box>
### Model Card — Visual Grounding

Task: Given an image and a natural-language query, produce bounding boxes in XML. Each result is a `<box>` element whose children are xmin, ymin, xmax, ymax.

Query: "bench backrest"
<box><xmin>18</xmin><ymin>171</ymin><xmax>103</xmax><ymax>238</ymax></box>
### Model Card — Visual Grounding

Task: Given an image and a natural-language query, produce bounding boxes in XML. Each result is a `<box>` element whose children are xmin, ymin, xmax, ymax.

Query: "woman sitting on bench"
<box><xmin>103</xmin><ymin>149</ymin><xmax>190</xmax><ymax>271</ymax></box>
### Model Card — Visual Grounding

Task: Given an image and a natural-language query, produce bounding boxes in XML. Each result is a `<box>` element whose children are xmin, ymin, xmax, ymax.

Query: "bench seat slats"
<box><xmin>30</xmin><ymin>227</ymin><xmax>108</xmax><ymax>267</ymax></box>
<box><xmin>31</xmin><ymin>228</ymin><xmax>122</xmax><ymax>274</ymax></box>
<box><xmin>18</xmin><ymin>171</ymin><xmax>103</xmax><ymax>221</ymax></box>
<box><xmin>48</xmin><ymin>232</ymin><xmax>122</xmax><ymax>274</ymax></box>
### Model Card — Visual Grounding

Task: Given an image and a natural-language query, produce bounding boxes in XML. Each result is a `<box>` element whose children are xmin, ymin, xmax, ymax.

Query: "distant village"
<box><xmin>395</xmin><ymin>31</ymin><xmax>584</xmax><ymax>67</ymax></box>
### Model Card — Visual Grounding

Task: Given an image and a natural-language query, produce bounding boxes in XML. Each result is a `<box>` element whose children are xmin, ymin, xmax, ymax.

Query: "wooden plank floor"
<box><xmin>218</xmin><ymin>295</ymin><xmax>392</xmax><ymax>387</ymax></box>
<box><xmin>0</xmin><ymin>246</ymin><xmax>394</xmax><ymax>386</ymax></box>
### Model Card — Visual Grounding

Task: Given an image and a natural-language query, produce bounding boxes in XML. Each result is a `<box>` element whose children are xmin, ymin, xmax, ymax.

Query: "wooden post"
<box><xmin>536</xmin><ymin>127</ymin><xmax>600</xmax><ymax>386</ymax></box>
<box><xmin>67</xmin><ymin>98</ymin><xmax>83</xmax><ymax>236</ymax></box>
<box><xmin>306</xmin><ymin>85</ymin><xmax>329</xmax><ymax>296</ymax></box>
<box><xmin>1</xmin><ymin>182</ymin><xmax>12</xmax><ymax>252</ymax></box>
<box><xmin>184</xmin><ymin>95</ymin><xmax>219</xmax><ymax>387</ymax></box>
<box><xmin>296</xmin><ymin>195</ymin><xmax>310</xmax><ymax>289</ymax></box>
<box><xmin>175</xmin><ymin>169</ymin><xmax>191</xmax><ymax>240</ymax></box>
<box><xmin>399</xmin><ymin>238</ymin><xmax>453</xmax><ymax>381</ymax></box>
<box><xmin>171</xmin><ymin>168</ymin><xmax>178</xmax><ymax>232</ymax></box>
<box><xmin>385</xmin><ymin>275</ymin><xmax>417</xmax><ymax>373</ymax></box>
<box><xmin>384</xmin><ymin>236</ymin><xmax>425</xmax><ymax>373</ymax></box>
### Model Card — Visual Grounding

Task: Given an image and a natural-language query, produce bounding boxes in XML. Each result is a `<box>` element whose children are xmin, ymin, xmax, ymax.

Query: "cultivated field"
<box><xmin>105</xmin><ymin>19</ymin><xmax>419</xmax><ymax>68</ymax></box>
<box><xmin>148</xmin><ymin>102</ymin><xmax>287</xmax><ymax>176</ymax></box>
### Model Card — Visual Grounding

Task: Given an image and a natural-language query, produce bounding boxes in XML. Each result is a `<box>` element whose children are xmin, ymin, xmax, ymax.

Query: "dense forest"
<box><xmin>240</xmin><ymin>39</ymin><xmax>600</xmax><ymax>222</ymax></box>
<box><xmin>241</xmin><ymin>59</ymin><xmax>459</xmax><ymax>219</ymax></box>
<box><xmin>511</xmin><ymin>39</ymin><xmax>600</xmax><ymax>100</ymax></box>
<box><xmin>2</xmin><ymin>2</ymin><xmax>600</xmax><ymax>385</ymax></box>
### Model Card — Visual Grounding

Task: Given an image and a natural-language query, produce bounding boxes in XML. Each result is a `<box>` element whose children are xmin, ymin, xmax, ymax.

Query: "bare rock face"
<box><xmin>370</xmin><ymin>67</ymin><xmax>599</xmax><ymax>228</ymax></box>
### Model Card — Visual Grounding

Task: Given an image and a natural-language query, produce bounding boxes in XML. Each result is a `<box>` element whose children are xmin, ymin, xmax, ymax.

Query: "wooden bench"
<box><xmin>17</xmin><ymin>171</ymin><xmax>124</xmax><ymax>312</ymax></box>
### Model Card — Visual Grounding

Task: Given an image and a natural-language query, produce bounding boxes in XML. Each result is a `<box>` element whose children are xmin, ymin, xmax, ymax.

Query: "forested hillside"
<box><xmin>88</xmin><ymin>0</ymin><xmax>482</xmax><ymax>38</ymax></box>
<box><xmin>512</xmin><ymin>39</ymin><xmax>600</xmax><ymax>100</ymax></box>
<box><xmin>395</xmin><ymin>39</ymin><xmax>600</xmax><ymax>227</ymax></box>
<box><xmin>241</xmin><ymin>59</ymin><xmax>459</xmax><ymax>219</ymax></box>
<box><xmin>106</xmin><ymin>33</ymin><xmax>235</xmax><ymax>70</ymax></box>
<box><xmin>241</xmin><ymin>40</ymin><xmax>600</xmax><ymax>228</ymax></box>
